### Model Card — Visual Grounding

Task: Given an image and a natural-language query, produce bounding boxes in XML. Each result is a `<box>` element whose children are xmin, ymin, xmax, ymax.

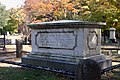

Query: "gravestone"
<box><xmin>22</xmin><ymin>20</ymin><xmax>112</xmax><ymax>74</ymax></box>
<box><xmin>16</xmin><ymin>39</ymin><xmax>23</xmax><ymax>58</ymax></box>
<box><xmin>109</xmin><ymin>27</ymin><xmax>116</xmax><ymax>43</ymax></box>
<box><xmin>0</xmin><ymin>34</ymin><xmax>6</xmax><ymax>50</ymax></box>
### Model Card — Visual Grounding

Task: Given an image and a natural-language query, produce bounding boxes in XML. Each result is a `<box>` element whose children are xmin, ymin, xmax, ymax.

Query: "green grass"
<box><xmin>0</xmin><ymin>67</ymin><xmax>72</xmax><ymax>80</ymax></box>
<box><xmin>102</xmin><ymin>68</ymin><xmax>120</xmax><ymax>80</ymax></box>
<box><xmin>0</xmin><ymin>67</ymin><xmax>120</xmax><ymax>80</ymax></box>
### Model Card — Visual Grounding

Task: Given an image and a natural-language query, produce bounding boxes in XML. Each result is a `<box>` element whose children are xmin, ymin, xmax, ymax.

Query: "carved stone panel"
<box><xmin>35</xmin><ymin>31</ymin><xmax>77</xmax><ymax>50</ymax></box>
<box><xmin>87</xmin><ymin>31</ymin><xmax>98</xmax><ymax>50</ymax></box>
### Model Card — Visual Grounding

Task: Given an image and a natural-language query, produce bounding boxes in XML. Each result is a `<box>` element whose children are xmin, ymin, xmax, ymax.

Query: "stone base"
<box><xmin>22</xmin><ymin>56</ymin><xmax>78</xmax><ymax>73</ymax></box>
<box><xmin>109</xmin><ymin>39</ymin><xmax>117</xmax><ymax>43</ymax></box>
<box><xmin>97</xmin><ymin>58</ymin><xmax>112</xmax><ymax>69</ymax></box>
<box><xmin>22</xmin><ymin>55</ymin><xmax>112</xmax><ymax>72</ymax></box>
<box><xmin>27</xmin><ymin>53</ymin><xmax>106</xmax><ymax>62</ymax></box>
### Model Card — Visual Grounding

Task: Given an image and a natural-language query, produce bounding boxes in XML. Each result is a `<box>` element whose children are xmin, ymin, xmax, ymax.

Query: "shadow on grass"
<box><xmin>0</xmin><ymin>67</ymin><xmax>120</xmax><ymax>80</ymax></box>
<box><xmin>0</xmin><ymin>67</ymin><xmax>73</xmax><ymax>80</ymax></box>
<box><xmin>102</xmin><ymin>68</ymin><xmax>120</xmax><ymax>80</ymax></box>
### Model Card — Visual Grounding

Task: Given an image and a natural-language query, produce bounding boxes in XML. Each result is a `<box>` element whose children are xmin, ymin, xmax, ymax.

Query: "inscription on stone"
<box><xmin>36</xmin><ymin>31</ymin><xmax>76</xmax><ymax>49</ymax></box>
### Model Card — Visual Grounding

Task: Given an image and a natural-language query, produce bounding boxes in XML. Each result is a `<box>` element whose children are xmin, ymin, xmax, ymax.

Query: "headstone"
<box><xmin>118</xmin><ymin>50</ymin><xmax>120</xmax><ymax>54</ymax></box>
<box><xmin>16</xmin><ymin>39</ymin><xmax>23</xmax><ymax>58</ymax></box>
<box><xmin>11</xmin><ymin>39</ymin><xmax>16</xmax><ymax>44</ymax></box>
<box><xmin>109</xmin><ymin>27</ymin><xmax>116</xmax><ymax>42</ymax></box>
<box><xmin>22</xmin><ymin>20</ymin><xmax>112</xmax><ymax>73</ymax></box>
<box><xmin>7</xmin><ymin>31</ymin><xmax>10</xmax><ymax>36</ymax></box>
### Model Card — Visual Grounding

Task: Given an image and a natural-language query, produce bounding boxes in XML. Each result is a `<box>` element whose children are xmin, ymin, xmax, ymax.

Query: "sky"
<box><xmin>0</xmin><ymin>0</ymin><xmax>25</xmax><ymax>10</ymax></box>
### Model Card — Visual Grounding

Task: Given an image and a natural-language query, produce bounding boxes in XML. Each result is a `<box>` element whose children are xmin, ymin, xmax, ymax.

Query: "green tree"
<box><xmin>77</xmin><ymin>0</ymin><xmax>120</xmax><ymax>31</ymax></box>
<box><xmin>0</xmin><ymin>3</ymin><xmax>9</xmax><ymax>31</ymax></box>
<box><xmin>5</xmin><ymin>8</ymin><xmax>28</xmax><ymax>34</ymax></box>
<box><xmin>4</xmin><ymin>17</ymin><xmax>18</xmax><ymax>34</ymax></box>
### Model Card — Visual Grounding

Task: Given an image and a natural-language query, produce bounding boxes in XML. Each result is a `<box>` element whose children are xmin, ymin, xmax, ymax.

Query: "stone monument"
<box><xmin>109</xmin><ymin>27</ymin><xmax>116</xmax><ymax>42</ymax></box>
<box><xmin>22</xmin><ymin>20</ymin><xmax>112</xmax><ymax>73</ymax></box>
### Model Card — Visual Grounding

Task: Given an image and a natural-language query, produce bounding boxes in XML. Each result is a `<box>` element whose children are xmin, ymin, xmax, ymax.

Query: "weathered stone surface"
<box><xmin>76</xmin><ymin>59</ymin><xmax>101</xmax><ymax>80</ymax></box>
<box><xmin>31</xmin><ymin>28</ymin><xmax>102</xmax><ymax>60</ymax></box>
<box><xmin>22</xmin><ymin>56</ymin><xmax>78</xmax><ymax>73</ymax></box>
<box><xmin>36</xmin><ymin>31</ymin><xmax>76</xmax><ymax>49</ymax></box>
<box><xmin>22</xmin><ymin>20</ymin><xmax>112</xmax><ymax>73</ymax></box>
<box><xmin>28</xmin><ymin>20</ymin><xmax>105</xmax><ymax>29</ymax></box>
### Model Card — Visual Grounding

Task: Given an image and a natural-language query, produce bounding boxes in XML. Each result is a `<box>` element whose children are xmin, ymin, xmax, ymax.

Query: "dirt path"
<box><xmin>0</xmin><ymin>52</ymin><xmax>27</xmax><ymax>67</ymax></box>
<box><xmin>0</xmin><ymin>45</ymin><xmax>119</xmax><ymax>67</ymax></box>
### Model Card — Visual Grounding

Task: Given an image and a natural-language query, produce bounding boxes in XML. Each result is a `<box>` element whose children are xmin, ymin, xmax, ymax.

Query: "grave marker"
<box><xmin>22</xmin><ymin>20</ymin><xmax>112</xmax><ymax>78</ymax></box>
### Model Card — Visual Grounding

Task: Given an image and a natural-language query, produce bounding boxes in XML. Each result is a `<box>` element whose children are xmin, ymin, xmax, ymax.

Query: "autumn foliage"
<box><xmin>24</xmin><ymin>0</ymin><xmax>85</xmax><ymax>22</ymax></box>
<box><xmin>24</xmin><ymin>0</ymin><xmax>120</xmax><ymax>30</ymax></box>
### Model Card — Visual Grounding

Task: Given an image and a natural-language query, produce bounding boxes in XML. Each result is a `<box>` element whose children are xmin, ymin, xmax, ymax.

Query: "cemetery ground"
<box><xmin>0</xmin><ymin>45</ymin><xmax>119</xmax><ymax>80</ymax></box>
<box><xmin>0</xmin><ymin>45</ymin><xmax>71</xmax><ymax>80</ymax></box>
<box><xmin>0</xmin><ymin>48</ymin><xmax>119</xmax><ymax>80</ymax></box>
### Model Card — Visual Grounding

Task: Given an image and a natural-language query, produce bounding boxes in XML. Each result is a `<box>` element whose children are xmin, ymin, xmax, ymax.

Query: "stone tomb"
<box><xmin>22</xmin><ymin>20</ymin><xmax>112</xmax><ymax>73</ymax></box>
